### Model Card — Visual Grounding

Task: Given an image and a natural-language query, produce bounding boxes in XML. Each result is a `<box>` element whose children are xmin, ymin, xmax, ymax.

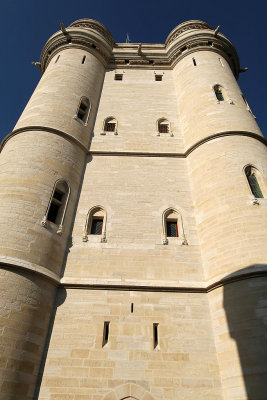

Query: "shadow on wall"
<box><xmin>223</xmin><ymin>265</ymin><xmax>267</xmax><ymax>400</ymax></box>
<box><xmin>33</xmin><ymin>287</ymin><xmax>67</xmax><ymax>400</ymax></box>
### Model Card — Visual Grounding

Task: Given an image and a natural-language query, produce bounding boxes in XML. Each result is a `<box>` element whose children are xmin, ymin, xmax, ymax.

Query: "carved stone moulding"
<box><xmin>166</xmin><ymin>20</ymin><xmax>211</xmax><ymax>47</ymax></box>
<box><xmin>69</xmin><ymin>18</ymin><xmax>115</xmax><ymax>48</ymax></box>
<box><xmin>40</xmin><ymin>32</ymin><xmax>111</xmax><ymax>73</ymax></box>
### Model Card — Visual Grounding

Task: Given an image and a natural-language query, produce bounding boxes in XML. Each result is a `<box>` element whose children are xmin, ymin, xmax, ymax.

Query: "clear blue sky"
<box><xmin>1</xmin><ymin>0</ymin><xmax>267</xmax><ymax>140</ymax></box>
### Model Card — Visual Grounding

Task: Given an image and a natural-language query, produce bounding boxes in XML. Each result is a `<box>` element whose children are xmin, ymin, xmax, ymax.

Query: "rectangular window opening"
<box><xmin>115</xmin><ymin>74</ymin><xmax>123</xmax><ymax>81</ymax></box>
<box><xmin>159</xmin><ymin>124</ymin><xmax>169</xmax><ymax>133</ymax></box>
<box><xmin>47</xmin><ymin>202</ymin><xmax>60</xmax><ymax>223</ymax></box>
<box><xmin>153</xmin><ymin>323</ymin><xmax>159</xmax><ymax>349</ymax></box>
<box><xmin>131</xmin><ymin>303</ymin><xmax>134</xmax><ymax>313</ymax></box>
<box><xmin>102</xmin><ymin>321</ymin><xmax>110</xmax><ymax>347</ymax></box>
<box><xmin>166</xmin><ymin>220</ymin><xmax>178</xmax><ymax>237</ymax></box>
<box><xmin>105</xmin><ymin>122</ymin><xmax>116</xmax><ymax>132</ymax></box>
<box><xmin>53</xmin><ymin>189</ymin><xmax>64</xmax><ymax>202</ymax></box>
<box><xmin>90</xmin><ymin>217</ymin><xmax>103</xmax><ymax>235</ymax></box>
<box><xmin>155</xmin><ymin>75</ymin><xmax>162</xmax><ymax>81</ymax></box>
<box><xmin>192</xmin><ymin>57</ymin><xmax>196</xmax><ymax>66</ymax></box>
<box><xmin>82</xmin><ymin>56</ymin><xmax>86</xmax><ymax>64</ymax></box>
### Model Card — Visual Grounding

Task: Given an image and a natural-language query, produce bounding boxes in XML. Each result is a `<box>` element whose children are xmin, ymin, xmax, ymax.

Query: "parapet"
<box><xmin>40</xmin><ymin>18</ymin><xmax>115</xmax><ymax>73</ymax></box>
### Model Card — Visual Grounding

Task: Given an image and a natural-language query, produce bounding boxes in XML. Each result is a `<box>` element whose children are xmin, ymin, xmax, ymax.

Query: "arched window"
<box><xmin>214</xmin><ymin>84</ymin><xmax>225</xmax><ymax>101</ymax></box>
<box><xmin>245</xmin><ymin>166</ymin><xmax>264</xmax><ymax>199</ymax></box>
<box><xmin>76</xmin><ymin>96</ymin><xmax>90</xmax><ymax>124</ymax></box>
<box><xmin>41</xmin><ymin>180</ymin><xmax>70</xmax><ymax>235</ymax></box>
<box><xmin>103</xmin><ymin>117</ymin><xmax>118</xmax><ymax>134</ymax></box>
<box><xmin>157</xmin><ymin>118</ymin><xmax>173</xmax><ymax>136</ymax></box>
<box><xmin>162</xmin><ymin>208</ymin><xmax>187</xmax><ymax>245</ymax></box>
<box><xmin>83</xmin><ymin>206</ymin><xmax>107</xmax><ymax>242</ymax></box>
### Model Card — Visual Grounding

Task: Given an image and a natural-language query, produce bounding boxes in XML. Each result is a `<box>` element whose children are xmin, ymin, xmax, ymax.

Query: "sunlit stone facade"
<box><xmin>0</xmin><ymin>19</ymin><xmax>267</xmax><ymax>400</ymax></box>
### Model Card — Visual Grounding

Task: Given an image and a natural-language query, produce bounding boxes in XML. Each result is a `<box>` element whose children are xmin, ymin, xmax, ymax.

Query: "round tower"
<box><xmin>0</xmin><ymin>19</ymin><xmax>114</xmax><ymax>399</ymax></box>
<box><xmin>170</xmin><ymin>21</ymin><xmax>267</xmax><ymax>399</ymax></box>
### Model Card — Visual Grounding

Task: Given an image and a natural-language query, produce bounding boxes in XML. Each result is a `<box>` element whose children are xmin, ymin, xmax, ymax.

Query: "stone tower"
<box><xmin>0</xmin><ymin>19</ymin><xmax>266</xmax><ymax>400</ymax></box>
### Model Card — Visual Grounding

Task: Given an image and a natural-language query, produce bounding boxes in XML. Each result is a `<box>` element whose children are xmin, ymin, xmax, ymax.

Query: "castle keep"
<box><xmin>0</xmin><ymin>19</ymin><xmax>267</xmax><ymax>400</ymax></box>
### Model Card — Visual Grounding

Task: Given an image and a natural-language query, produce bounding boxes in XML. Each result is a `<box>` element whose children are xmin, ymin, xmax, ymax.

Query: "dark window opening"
<box><xmin>91</xmin><ymin>218</ymin><xmax>103</xmax><ymax>235</ymax></box>
<box><xmin>102</xmin><ymin>321</ymin><xmax>110</xmax><ymax>347</ymax></box>
<box><xmin>82</xmin><ymin>56</ymin><xmax>86</xmax><ymax>64</ymax></box>
<box><xmin>153</xmin><ymin>323</ymin><xmax>159</xmax><ymax>348</ymax></box>
<box><xmin>208</xmin><ymin>41</ymin><xmax>212</xmax><ymax>46</ymax></box>
<box><xmin>55</xmin><ymin>55</ymin><xmax>60</xmax><ymax>63</ymax></box>
<box><xmin>92</xmin><ymin>44</ymin><xmax>96</xmax><ymax>49</ymax></box>
<box><xmin>149</xmin><ymin>60</ymin><xmax>154</xmax><ymax>64</ymax></box>
<box><xmin>155</xmin><ymin>75</ymin><xmax>162</xmax><ymax>81</ymax></box>
<box><xmin>47</xmin><ymin>188</ymin><xmax>65</xmax><ymax>224</ymax></box>
<box><xmin>159</xmin><ymin>123</ymin><xmax>169</xmax><ymax>133</ymax></box>
<box><xmin>125</xmin><ymin>59</ymin><xmax>129</xmax><ymax>64</ymax></box>
<box><xmin>246</xmin><ymin>167</ymin><xmax>263</xmax><ymax>198</ymax></box>
<box><xmin>115</xmin><ymin>74</ymin><xmax>123</xmax><ymax>81</ymax></box>
<box><xmin>67</xmin><ymin>38</ymin><xmax>72</xmax><ymax>44</ymax></box>
<box><xmin>131</xmin><ymin>303</ymin><xmax>134</xmax><ymax>313</ymax></box>
<box><xmin>181</xmin><ymin>46</ymin><xmax>187</xmax><ymax>52</ymax></box>
<box><xmin>214</xmin><ymin>86</ymin><xmax>224</xmax><ymax>101</ymax></box>
<box><xmin>77</xmin><ymin>98</ymin><xmax>90</xmax><ymax>123</ymax></box>
<box><xmin>166</xmin><ymin>220</ymin><xmax>178</xmax><ymax>237</ymax></box>
<box><xmin>105</xmin><ymin>122</ymin><xmax>116</xmax><ymax>132</ymax></box>
<box><xmin>192</xmin><ymin>57</ymin><xmax>196</xmax><ymax>66</ymax></box>
<box><xmin>53</xmin><ymin>189</ymin><xmax>64</xmax><ymax>202</ymax></box>
<box><xmin>47</xmin><ymin>202</ymin><xmax>60</xmax><ymax>223</ymax></box>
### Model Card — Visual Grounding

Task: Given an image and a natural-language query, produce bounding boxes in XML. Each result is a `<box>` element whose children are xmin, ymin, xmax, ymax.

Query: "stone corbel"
<box><xmin>252</xmin><ymin>197</ymin><xmax>260</xmax><ymax>205</ymax></box>
<box><xmin>41</xmin><ymin>216</ymin><xmax>47</xmax><ymax>228</ymax></box>
<box><xmin>182</xmin><ymin>236</ymin><xmax>188</xmax><ymax>245</ymax></box>
<box><xmin>82</xmin><ymin>234</ymin><xmax>88</xmax><ymax>242</ymax></box>
<box><xmin>56</xmin><ymin>224</ymin><xmax>63</xmax><ymax>236</ymax></box>
<box><xmin>101</xmin><ymin>232</ymin><xmax>107</xmax><ymax>243</ymax></box>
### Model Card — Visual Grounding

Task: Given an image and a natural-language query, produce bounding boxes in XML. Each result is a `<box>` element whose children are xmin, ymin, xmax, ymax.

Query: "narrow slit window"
<box><xmin>166</xmin><ymin>220</ymin><xmax>178</xmax><ymax>237</ymax></box>
<box><xmin>192</xmin><ymin>57</ymin><xmax>196</xmax><ymax>66</ymax></box>
<box><xmin>55</xmin><ymin>55</ymin><xmax>60</xmax><ymax>63</ymax></box>
<box><xmin>214</xmin><ymin>85</ymin><xmax>224</xmax><ymax>101</ymax></box>
<box><xmin>153</xmin><ymin>323</ymin><xmax>159</xmax><ymax>349</ymax></box>
<box><xmin>77</xmin><ymin>97</ymin><xmax>90</xmax><ymax>124</ymax></box>
<box><xmin>155</xmin><ymin>75</ymin><xmax>162</xmax><ymax>81</ymax></box>
<box><xmin>131</xmin><ymin>303</ymin><xmax>134</xmax><ymax>313</ymax></box>
<box><xmin>245</xmin><ymin>166</ymin><xmax>263</xmax><ymax>198</ymax></box>
<box><xmin>82</xmin><ymin>55</ymin><xmax>86</xmax><ymax>64</ymax></box>
<box><xmin>90</xmin><ymin>217</ymin><xmax>103</xmax><ymax>235</ymax></box>
<box><xmin>102</xmin><ymin>321</ymin><xmax>110</xmax><ymax>347</ymax></box>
